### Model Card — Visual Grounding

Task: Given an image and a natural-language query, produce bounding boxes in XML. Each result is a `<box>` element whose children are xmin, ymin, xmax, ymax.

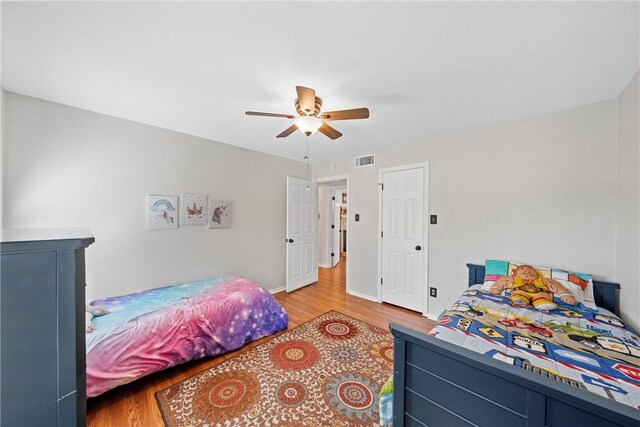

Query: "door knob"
<box><xmin>415</xmin><ymin>245</ymin><xmax>422</xmax><ymax>251</ymax></box>
<box><xmin>288</xmin><ymin>239</ymin><xmax>294</xmax><ymax>243</ymax></box>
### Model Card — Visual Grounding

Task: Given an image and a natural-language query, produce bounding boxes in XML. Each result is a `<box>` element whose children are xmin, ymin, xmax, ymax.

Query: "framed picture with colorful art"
<box><xmin>147</xmin><ymin>195</ymin><xmax>178</xmax><ymax>230</ymax></box>
<box><xmin>181</xmin><ymin>193</ymin><xmax>207</xmax><ymax>226</ymax></box>
<box><xmin>209</xmin><ymin>200</ymin><xmax>232</xmax><ymax>229</ymax></box>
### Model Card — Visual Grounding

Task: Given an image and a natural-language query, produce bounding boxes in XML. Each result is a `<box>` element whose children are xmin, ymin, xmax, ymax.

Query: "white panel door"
<box><xmin>286</xmin><ymin>177</ymin><xmax>318</xmax><ymax>292</ymax></box>
<box><xmin>381</xmin><ymin>168</ymin><xmax>424</xmax><ymax>312</ymax></box>
<box><xmin>331</xmin><ymin>190</ymin><xmax>341</xmax><ymax>267</ymax></box>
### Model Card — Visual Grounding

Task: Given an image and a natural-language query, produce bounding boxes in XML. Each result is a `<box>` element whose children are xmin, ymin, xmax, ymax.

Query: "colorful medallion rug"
<box><xmin>156</xmin><ymin>310</ymin><xmax>394</xmax><ymax>427</ymax></box>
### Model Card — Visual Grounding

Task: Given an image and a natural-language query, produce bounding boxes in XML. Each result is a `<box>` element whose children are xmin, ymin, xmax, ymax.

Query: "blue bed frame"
<box><xmin>390</xmin><ymin>264</ymin><xmax>639</xmax><ymax>427</ymax></box>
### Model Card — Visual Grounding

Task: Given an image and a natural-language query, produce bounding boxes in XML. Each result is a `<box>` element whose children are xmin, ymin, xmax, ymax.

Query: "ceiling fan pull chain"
<box><xmin>305</xmin><ymin>136</ymin><xmax>311</xmax><ymax>189</ymax></box>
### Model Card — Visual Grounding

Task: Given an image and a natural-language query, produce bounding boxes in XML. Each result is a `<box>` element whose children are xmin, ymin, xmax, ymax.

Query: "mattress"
<box><xmin>429</xmin><ymin>285</ymin><xmax>640</xmax><ymax>410</ymax></box>
<box><xmin>86</xmin><ymin>275</ymin><xmax>288</xmax><ymax>397</ymax></box>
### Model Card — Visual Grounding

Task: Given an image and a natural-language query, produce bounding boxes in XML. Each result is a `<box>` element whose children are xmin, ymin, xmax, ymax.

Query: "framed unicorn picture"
<box><xmin>209</xmin><ymin>200</ymin><xmax>232</xmax><ymax>229</ymax></box>
<box><xmin>181</xmin><ymin>193</ymin><xmax>207</xmax><ymax>226</ymax></box>
<box><xmin>147</xmin><ymin>195</ymin><xmax>178</xmax><ymax>230</ymax></box>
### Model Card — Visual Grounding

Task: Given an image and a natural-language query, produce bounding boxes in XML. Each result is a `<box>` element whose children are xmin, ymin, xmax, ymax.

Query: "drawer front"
<box><xmin>1</xmin><ymin>251</ymin><xmax>58</xmax><ymax>426</ymax></box>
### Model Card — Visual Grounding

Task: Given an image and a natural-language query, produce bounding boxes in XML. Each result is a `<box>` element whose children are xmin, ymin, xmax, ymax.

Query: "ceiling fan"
<box><xmin>245</xmin><ymin>86</ymin><xmax>369</xmax><ymax>140</ymax></box>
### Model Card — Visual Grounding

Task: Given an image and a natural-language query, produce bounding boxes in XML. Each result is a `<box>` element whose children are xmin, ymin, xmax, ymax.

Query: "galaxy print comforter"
<box><xmin>429</xmin><ymin>286</ymin><xmax>640</xmax><ymax>410</ymax></box>
<box><xmin>86</xmin><ymin>276</ymin><xmax>288</xmax><ymax>398</ymax></box>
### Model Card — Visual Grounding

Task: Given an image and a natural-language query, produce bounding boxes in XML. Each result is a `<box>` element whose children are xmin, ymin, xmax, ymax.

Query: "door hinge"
<box><xmin>381</xmin><ymin>278</ymin><xmax>383</xmax><ymax>285</ymax></box>
<box><xmin>381</xmin><ymin>230</ymin><xmax>383</xmax><ymax>238</ymax></box>
<box><xmin>331</xmin><ymin>252</ymin><xmax>335</xmax><ymax>257</ymax></box>
<box><xmin>379</xmin><ymin>183</ymin><xmax>384</xmax><ymax>191</ymax></box>
<box><xmin>331</xmin><ymin>224</ymin><xmax>335</xmax><ymax>229</ymax></box>
<box><xmin>332</xmin><ymin>196</ymin><xmax>335</xmax><ymax>201</ymax></box>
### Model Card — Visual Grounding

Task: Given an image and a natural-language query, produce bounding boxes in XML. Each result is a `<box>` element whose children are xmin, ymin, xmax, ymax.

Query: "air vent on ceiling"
<box><xmin>355</xmin><ymin>154</ymin><xmax>375</xmax><ymax>168</ymax></box>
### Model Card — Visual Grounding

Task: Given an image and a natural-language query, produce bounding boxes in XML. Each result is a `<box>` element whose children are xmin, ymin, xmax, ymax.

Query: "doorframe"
<box><xmin>315</xmin><ymin>175</ymin><xmax>350</xmax><ymax>295</ymax></box>
<box><xmin>377</xmin><ymin>162</ymin><xmax>430</xmax><ymax>316</ymax></box>
<box><xmin>318</xmin><ymin>185</ymin><xmax>345</xmax><ymax>269</ymax></box>
<box><xmin>330</xmin><ymin>186</ymin><xmax>346</xmax><ymax>267</ymax></box>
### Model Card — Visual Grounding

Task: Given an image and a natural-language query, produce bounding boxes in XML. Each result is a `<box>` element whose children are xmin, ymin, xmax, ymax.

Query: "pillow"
<box><xmin>85</xmin><ymin>312</ymin><xmax>94</xmax><ymax>333</ymax></box>
<box><xmin>481</xmin><ymin>259</ymin><xmax>549</xmax><ymax>290</ymax></box>
<box><xmin>483</xmin><ymin>259</ymin><xmax>551</xmax><ymax>283</ymax></box>
<box><xmin>85</xmin><ymin>304</ymin><xmax>109</xmax><ymax>333</ymax></box>
<box><xmin>549</xmin><ymin>268</ymin><xmax>596</xmax><ymax>308</ymax></box>
<box><xmin>86</xmin><ymin>305</ymin><xmax>109</xmax><ymax>317</ymax></box>
<box><xmin>481</xmin><ymin>259</ymin><xmax>596</xmax><ymax>308</ymax></box>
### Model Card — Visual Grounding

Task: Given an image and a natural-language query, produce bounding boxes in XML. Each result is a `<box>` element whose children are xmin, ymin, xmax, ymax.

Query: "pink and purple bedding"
<box><xmin>86</xmin><ymin>275</ymin><xmax>288</xmax><ymax>397</ymax></box>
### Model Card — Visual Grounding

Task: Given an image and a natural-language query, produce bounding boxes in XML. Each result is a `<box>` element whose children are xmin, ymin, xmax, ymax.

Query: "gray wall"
<box><xmin>3</xmin><ymin>88</ymin><xmax>637</xmax><ymax>328</ymax></box>
<box><xmin>315</xmin><ymin>100</ymin><xmax>619</xmax><ymax>318</ymax></box>
<box><xmin>615</xmin><ymin>71</ymin><xmax>640</xmax><ymax>331</ymax></box>
<box><xmin>3</xmin><ymin>93</ymin><xmax>306</xmax><ymax>299</ymax></box>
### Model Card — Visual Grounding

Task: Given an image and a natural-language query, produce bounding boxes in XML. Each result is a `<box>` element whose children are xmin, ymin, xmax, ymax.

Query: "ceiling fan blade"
<box><xmin>318</xmin><ymin>122</ymin><xmax>342</xmax><ymax>140</ymax></box>
<box><xmin>296</xmin><ymin>86</ymin><xmax>316</xmax><ymax>115</ymax></box>
<box><xmin>321</xmin><ymin>107</ymin><xmax>370</xmax><ymax>121</ymax></box>
<box><xmin>276</xmin><ymin>124</ymin><xmax>298</xmax><ymax>138</ymax></box>
<box><xmin>246</xmin><ymin>111</ymin><xmax>296</xmax><ymax>119</ymax></box>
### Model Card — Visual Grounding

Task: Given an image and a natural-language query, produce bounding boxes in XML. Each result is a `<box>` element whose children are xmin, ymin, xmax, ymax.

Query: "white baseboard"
<box><xmin>269</xmin><ymin>286</ymin><xmax>285</xmax><ymax>295</ymax></box>
<box><xmin>424</xmin><ymin>312</ymin><xmax>439</xmax><ymax>321</ymax></box>
<box><xmin>346</xmin><ymin>289</ymin><xmax>381</xmax><ymax>303</ymax></box>
<box><xmin>318</xmin><ymin>263</ymin><xmax>331</xmax><ymax>269</ymax></box>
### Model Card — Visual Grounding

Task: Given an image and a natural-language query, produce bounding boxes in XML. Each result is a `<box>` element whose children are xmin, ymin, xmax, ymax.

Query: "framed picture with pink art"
<box><xmin>209</xmin><ymin>200</ymin><xmax>232</xmax><ymax>229</ymax></box>
<box><xmin>181</xmin><ymin>193</ymin><xmax>207</xmax><ymax>226</ymax></box>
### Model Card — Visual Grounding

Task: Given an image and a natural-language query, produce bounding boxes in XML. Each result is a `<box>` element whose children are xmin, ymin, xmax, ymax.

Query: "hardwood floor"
<box><xmin>87</xmin><ymin>256</ymin><xmax>436</xmax><ymax>426</ymax></box>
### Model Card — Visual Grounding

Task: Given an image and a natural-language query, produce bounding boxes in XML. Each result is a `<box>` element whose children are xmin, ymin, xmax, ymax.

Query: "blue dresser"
<box><xmin>1</xmin><ymin>228</ymin><xmax>94</xmax><ymax>426</ymax></box>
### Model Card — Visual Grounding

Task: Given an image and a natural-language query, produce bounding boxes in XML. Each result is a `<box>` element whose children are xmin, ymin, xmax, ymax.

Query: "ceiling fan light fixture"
<box><xmin>294</xmin><ymin>116</ymin><xmax>323</xmax><ymax>136</ymax></box>
<box><xmin>246</xmin><ymin>86</ymin><xmax>369</xmax><ymax>140</ymax></box>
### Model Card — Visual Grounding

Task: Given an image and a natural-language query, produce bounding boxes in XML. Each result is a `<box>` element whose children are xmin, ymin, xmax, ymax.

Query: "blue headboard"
<box><xmin>466</xmin><ymin>263</ymin><xmax>621</xmax><ymax>315</ymax></box>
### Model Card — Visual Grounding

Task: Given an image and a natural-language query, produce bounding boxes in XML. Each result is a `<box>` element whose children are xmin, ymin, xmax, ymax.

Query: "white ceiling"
<box><xmin>3</xmin><ymin>1</ymin><xmax>638</xmax><ymax>164</ymax></box>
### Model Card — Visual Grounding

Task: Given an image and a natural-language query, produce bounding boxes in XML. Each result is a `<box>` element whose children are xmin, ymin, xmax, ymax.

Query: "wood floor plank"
<box><xmin>86</xmin><ymin>256</ymin><xmax>436</xmax><ymax>425</ymax></box>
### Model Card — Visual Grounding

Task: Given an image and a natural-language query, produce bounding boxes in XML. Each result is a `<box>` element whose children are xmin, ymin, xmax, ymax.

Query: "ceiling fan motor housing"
<box><xmin>295</xmin><ymin>97</ymin><xmax>323</xmax><ymax>117</ymax></box>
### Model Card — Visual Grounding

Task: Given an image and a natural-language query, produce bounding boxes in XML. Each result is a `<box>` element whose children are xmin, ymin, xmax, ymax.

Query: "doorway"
<box><xmin>331</xmin><ymin>187</ymin><xmax>347</xmax><ymax>268</ymax></box>
<box><xmin>316</xmin><ymin>176</ymin><xmax>349</xmax><ymax>291</ymax></box>
<box><xmin>377</xmin><ymin>163</ymin><xmax>429</xmax><ymax>314</ymax></box>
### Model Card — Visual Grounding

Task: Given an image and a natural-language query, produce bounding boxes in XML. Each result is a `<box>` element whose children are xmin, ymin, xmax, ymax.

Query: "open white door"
<box><xmin>331</xmin><ymin>190</ymin><xmax>341</xmax><ymax>267</ymax></box>
<box><xmin>380</xmin><ymin>166</ymin><xmax>425</xmax><ymax>312</ymax></box>
<box><xmin>286</xmin><ymin>176</ymin><xmax>318</xmax><ymax>292</ymax></box>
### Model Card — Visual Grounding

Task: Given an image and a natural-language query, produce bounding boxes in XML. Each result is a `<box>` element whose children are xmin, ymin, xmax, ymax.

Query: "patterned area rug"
<box><xmin>155</xmin><ymin>311</ymin><xmax>393</xmax><ymax>426</ymax></box>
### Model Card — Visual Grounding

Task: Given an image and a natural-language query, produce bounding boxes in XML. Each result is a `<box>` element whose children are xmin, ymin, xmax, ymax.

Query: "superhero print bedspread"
<box><xmin>429</xmin><ymin>285</ymin><xmax>640</xmax><ymax>410</ymax></box>
<box><xmin>86</xmin><ymin>275</ymin><xmax>288</xmax><ymax>397</ymax></box>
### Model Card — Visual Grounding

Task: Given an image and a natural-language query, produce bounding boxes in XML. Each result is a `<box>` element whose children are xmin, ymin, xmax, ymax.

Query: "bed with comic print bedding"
<box><xmin>388</xmin><ymin>262</ymin><xmax>640</xmax><ymax>427</ymax></box>
<box><xmin>85</xmin><ymin>275</ymin><xmax>288</xmax><ymax>398</ymax></box>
